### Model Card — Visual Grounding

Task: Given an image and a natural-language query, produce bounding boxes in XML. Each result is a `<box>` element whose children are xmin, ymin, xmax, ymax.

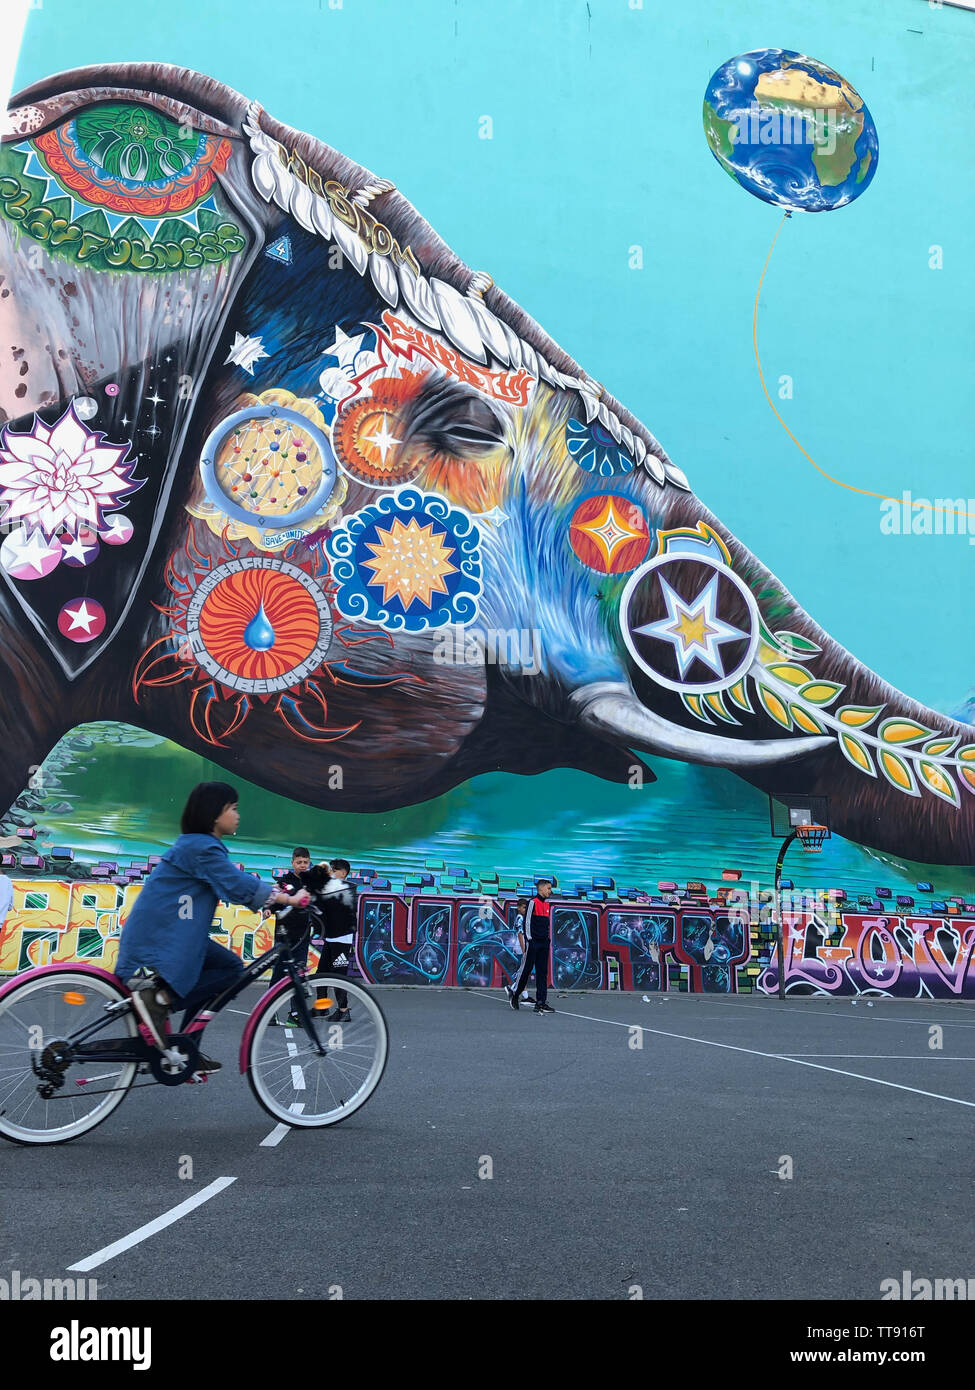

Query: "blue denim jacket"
<box><xmin>115</xmin><ymin>834</ymin><xmax>274</xmax><ymax>997</ymax></box>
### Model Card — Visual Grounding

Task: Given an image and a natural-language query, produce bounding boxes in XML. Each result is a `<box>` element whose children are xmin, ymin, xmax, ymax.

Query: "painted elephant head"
<box><xmin>1</xmin><ymin>63</ymin><xmax>972</xmax><ymax>863</ymax></box>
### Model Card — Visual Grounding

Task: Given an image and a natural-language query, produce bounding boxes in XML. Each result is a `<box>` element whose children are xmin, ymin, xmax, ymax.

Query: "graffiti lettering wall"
<box><xmin>758</xmin><ymin>912</ymin><xmax>975</xmax><ymax>999</ymax></box>
<box><xmin>0</xmin><ymin>879</ymin><xmax>273</xmax><ymax>977</ymax></box>
<box><xmin>4</xmin><ymin>881</ymin><xmax>973</xmax><ymax>999</ymax></box>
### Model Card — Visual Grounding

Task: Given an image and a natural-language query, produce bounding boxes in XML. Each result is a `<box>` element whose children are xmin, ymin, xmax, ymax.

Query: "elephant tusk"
<box><xmin>571</xmin><ymin>681</ymin><xmax>832</xmax><ymax>768</ymax></box>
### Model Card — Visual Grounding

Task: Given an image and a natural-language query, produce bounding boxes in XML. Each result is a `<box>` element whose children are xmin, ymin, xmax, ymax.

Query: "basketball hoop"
<box><xmin>795</xmin><ymin>824</ymin><xmax>828</xmax><ymax>853</ymax></box>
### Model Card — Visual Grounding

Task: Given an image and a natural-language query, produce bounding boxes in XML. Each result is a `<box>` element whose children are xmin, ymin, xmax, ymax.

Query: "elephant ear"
<box><xmin>0</xmin><ymin>72</ymin><xmax>267</xmax><ymax>678</ymax></box>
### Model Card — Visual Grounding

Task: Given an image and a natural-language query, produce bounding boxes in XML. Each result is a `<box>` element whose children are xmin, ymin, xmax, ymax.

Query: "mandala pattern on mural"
<box><xmin>0</xmin><ymin>103</ymin><xmax>245</xmax><ymax>272</ymax></box>
<box><xmin>327</xmin><ymin>488</ymin><xmax>482</xmax><ymax>631</ymax></box>
<box><xmin>133</xmin><ymin>530</ymin><xmax>416</xmax><ymax>745</ymax></box>
<box><xmin>188</xmin><ymin>390</ymin><xmax>346</xmax><ymax>551</ymax></box>
<box><xmin>569</xmin><ymin>494</ymin><xmax>649</xmax><ymax>574</ymax></box>
<box><xmin>566</xmin><ymin>417</ymin><xmax>635</xmax><ymax>477</ymax></box>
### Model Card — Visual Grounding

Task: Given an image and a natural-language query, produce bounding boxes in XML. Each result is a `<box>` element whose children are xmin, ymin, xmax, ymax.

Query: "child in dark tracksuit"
<box><xmin>313</xmin><ymin>858</ymin><xmax>357</xmax><ymax>1021</ymax></box>
<box><xmin>505</xmin><ymin>880</ymin><xmax>556</xmax><ymax>1014</ymax></box>
<box><xmin>267</xmin><ymin>848</ymin><xmax>330</xmax><ymax>1026</ymax></box>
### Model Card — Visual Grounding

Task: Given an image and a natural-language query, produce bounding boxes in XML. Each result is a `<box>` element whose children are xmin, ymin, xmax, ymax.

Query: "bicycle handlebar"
<box><xmin>274</xmin><ymin>892</ymin><xmax>315</xmax><ymax>920</ymax></box>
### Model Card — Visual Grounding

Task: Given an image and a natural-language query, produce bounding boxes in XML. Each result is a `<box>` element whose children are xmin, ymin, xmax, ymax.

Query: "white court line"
<box><xmin>290</xmin><ymin>1064</ymin><xmax>305</xmax><ymax>1091</ymax></box>
<box><xmin>780</xmin><ymin>1054</ymin><xmax>975</xmax><ymax>1060</ymax></box>
<box><xmin>260</xmin><ymin>1123</ymin><xmax>290</xmax><ymax>1147</ymax></box>
<box><xmin>259</xmin><ymin>1102</ymin><xmax>305</xmax><ymax>1147</ymax></box>
<box><xmin>688</xmin><ymin>997</ymin><xmax>975</xmax><ymax>1028</ymax></box>
<box><xmin>468</xmin><ymin>992</ymin><xmax>975</xmax><ymax>1110</ymax></box>
<box><xmin>67</xmin><ymin>1177</ymin><xmax>237</xmax><ymax>1272</ymax></box>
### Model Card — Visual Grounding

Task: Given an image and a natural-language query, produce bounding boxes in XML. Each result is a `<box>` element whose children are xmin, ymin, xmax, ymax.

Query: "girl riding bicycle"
<box><xmin>115</xmin><ymin>781</ymin><xmax>308</xmax><ymax>1071</ymax></box>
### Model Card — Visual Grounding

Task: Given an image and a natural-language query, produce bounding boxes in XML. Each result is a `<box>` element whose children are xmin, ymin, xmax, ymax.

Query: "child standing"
<box><xmin>267</xmin><ymin>847</ymin><xmax>327</xmax><ymax>1026</ymax></box>
<box><xmin>505</xmin><ymin>880</ymin><xmax>556</xmax><ymax>1014</ymax></box>
<box><xmin>312</xmin><ymin>857</ymin><xmax>357</xmax><ymax>1021</ymax></box>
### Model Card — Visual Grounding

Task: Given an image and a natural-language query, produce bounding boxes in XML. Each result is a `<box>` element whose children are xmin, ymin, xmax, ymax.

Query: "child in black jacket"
<box><xmin>267</xmin><ymin>848</ymin><xmax>329</xmax><ymax>1025</ymax></box>
<box><xmin>312</xmin><ymin>857</ymin><xmax>357</xmax><ymax>1020</ymax></box>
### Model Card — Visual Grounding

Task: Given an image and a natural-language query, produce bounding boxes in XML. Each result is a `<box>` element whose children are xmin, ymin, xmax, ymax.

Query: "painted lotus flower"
<box><xmin>0</xmin><ymin>404</ymin><xmax>143</xmax><ymax>537</ymax></box>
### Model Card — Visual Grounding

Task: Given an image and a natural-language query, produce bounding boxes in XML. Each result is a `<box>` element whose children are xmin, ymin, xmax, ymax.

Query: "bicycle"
<box><xmin>0</xmin><ymin>916</ymin><xmax>388</xmax><ymax>1146</ymax></box>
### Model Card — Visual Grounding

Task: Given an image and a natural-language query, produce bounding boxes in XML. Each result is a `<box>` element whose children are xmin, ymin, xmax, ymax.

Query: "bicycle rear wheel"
<box><xmin>0</xmin><ymin>969</ymin><xmax>138</xmax><ymax>1145</ymax></box>
<box><xmin>245</xmin><ymin>975</ymin><xmax>388</xmax><ymax>1127</ymax></box>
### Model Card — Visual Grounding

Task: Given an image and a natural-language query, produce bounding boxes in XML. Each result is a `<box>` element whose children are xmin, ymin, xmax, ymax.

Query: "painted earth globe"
<box><xmin>703</xmin><ymin>48</ymin><xmax>878</xmax><ymax>212</ymax></box>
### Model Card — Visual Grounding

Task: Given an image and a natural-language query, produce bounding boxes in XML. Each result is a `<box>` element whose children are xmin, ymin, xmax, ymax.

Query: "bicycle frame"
<box><xmin>30</xmin><ymin>931</ymin><xmax>327</xmax><ymax>1072</ymax></box>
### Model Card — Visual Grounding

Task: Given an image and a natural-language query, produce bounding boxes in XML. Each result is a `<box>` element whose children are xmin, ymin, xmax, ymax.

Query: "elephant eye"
<box><xmin>402</xmin><ymin>379</ymin><xmax>506</xmax><ymax>457</ymax></box>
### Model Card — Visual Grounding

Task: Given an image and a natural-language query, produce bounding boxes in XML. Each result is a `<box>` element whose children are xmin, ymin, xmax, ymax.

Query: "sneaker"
<box><xmin>268</xmin><ymin>1016</ymin><xmax>282</xmax><ymax>1027</ymax></box>
<box><xmin>522</xmin><ymin>995</ymin><xmax>535</xmax><ymax>1005</ymax></box>
<box><xmin>126</xmin><ymin>973</ymin><xmax>171</xmax><ymax>1049</ymax></box>
<box><xmin>333</xmin><ymin>1008</ymin><xmax>351</xmax><ymax>1023</ymax></box>
<box><xmin>194</xmin><ymin>1053</ymin><xmax>221</xmax><ymax>1073</ymax></box>
<box><xmin>537</xmin><ymin>1002</ymin><xmax>555</xmax><ymax>1014</ymax></box>
<box><xmin>533</xmin><ymin>1005</ymin><xmax>546</xmax><ymax>1014</ymax></box>
<box><xmin>285</xmin><ymin>1013</ymin><xmax>301</xmax><ymax>1028</ymax></box>
<box><xmin>506</xmin><ymin>985</ymin><xmax>519</xmax><ymax>1011</ymax></box>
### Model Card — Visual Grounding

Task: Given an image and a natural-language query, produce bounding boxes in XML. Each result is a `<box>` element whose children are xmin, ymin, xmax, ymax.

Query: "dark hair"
<box><xmin>180</xmin><ymin>782</ymin><xmax>238</xmax><ymax>836</ymax></box>
<box><xmin>537</xmin><ymin>879</ymin><xmax>553</xmax><ymax>888</ymax></box>
<box><xmin>516</xmin><ymin>897</ymin><xmax>528</xmax><ymax>910</ymax></box>
<box><xmin>292</xmin><ymin>847</ymin><xmax>311</xmax><ymax>860</ymax></box>
<box><xmin>330</xmin><ymin>858</ymin><xmax>351</xmax><ymax>874</ymax></box>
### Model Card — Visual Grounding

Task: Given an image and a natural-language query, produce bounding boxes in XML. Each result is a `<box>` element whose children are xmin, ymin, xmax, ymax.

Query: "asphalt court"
<box><xmin>1</xmin><ymin>985</ymin><xmax>972</xmax><ymax>1300</ymax></box>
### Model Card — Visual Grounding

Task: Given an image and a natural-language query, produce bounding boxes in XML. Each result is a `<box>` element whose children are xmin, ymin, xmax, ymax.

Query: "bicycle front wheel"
<box><xmin>0</xmin><ymin>969</ymin><xmax>138</xmax><ymax>1145</ymax></box>
<box><xmin>245</xmin><ymin>975</ymin><xmax>388</xmax><ymax>1127</ymax></box>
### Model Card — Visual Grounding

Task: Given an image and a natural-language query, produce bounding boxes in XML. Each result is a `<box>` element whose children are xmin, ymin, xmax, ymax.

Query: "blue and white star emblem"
<box><xmin>634</xmin><ymin>573</ymin><xmax>748</xmax><ymax>681</ymax></box>
<box><xmin>620</xmin><ymin>552</ymin><xmax>761</xmax><ymax>694</ymax></box>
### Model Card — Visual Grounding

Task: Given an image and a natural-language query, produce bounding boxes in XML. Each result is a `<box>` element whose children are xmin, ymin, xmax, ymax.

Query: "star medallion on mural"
<box><xmin>362</xmin><ymin>516</ymin><xmax>459</xmax><ymax>609</ymax></box>
<box><xmin>634</xmin><ymin>574</ymin><xmax>748</xmax><ymax>681</ymax></box>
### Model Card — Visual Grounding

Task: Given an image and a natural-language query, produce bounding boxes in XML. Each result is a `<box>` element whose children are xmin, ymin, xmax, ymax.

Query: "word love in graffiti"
<box><xmin>377</xmin><ymin>311</ymin><xmax>535</xmax><ymax>406</ymax></box>
<box><xmin>759</xmin><ymin>913</ymin><xmax>975</xmax><ymax>998</ymax></box>
<box><xmin>0</xmin><ymin>176</ymin><xmax>246</xmax><ymax>272</ymax></box>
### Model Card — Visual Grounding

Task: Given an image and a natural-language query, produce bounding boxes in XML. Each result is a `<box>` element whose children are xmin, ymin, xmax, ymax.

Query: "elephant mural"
<box><xmin>1</xmin><ymin>63</ymin><xmax>972</xmax><ymax>864</ymax></box>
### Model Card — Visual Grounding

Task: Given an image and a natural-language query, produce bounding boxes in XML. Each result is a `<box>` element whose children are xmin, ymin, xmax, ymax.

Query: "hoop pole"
<box><xmin>774</xmin><ymin>829</ymin><xmax>798</xmax><ymax>1002</ymax></box>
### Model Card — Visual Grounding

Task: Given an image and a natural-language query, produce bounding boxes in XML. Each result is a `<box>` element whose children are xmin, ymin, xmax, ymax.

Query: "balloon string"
<box><xmin>753</xmin><ymin>213</ymin><xmax>975</xmax><ymax>522</ymax></box>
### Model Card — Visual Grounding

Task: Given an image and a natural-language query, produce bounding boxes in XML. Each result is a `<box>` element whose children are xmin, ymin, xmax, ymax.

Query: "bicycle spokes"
<box><xmin>246</xmin><ymin>978</ymin><xmax>388</xmax><ymax>1127</ymax></box>
<box><xmin>0</xmin><ymin>971</ymin><xmax>139</xmax><ymax>1145</ymax></box>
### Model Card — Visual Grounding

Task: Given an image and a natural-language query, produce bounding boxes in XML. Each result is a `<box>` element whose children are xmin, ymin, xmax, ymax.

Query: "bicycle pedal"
<box><xmin>186</xmin><ymin>1072</ymin><xmax>209</xmax><ymax>1085</ymax></box>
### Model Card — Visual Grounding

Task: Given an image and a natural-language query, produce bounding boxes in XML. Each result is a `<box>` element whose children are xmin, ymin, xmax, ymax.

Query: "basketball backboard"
<box><xmin>769</xmin><ymin>793</ymin><xmax>831</xmax><ymax>840</ymax></box>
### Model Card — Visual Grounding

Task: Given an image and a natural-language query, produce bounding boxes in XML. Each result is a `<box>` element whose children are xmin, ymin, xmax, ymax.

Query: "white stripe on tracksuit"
<box><xmin>508</xmin><ymin>911</ymin><xmax>530</xmax><ymax>997</ymax></box>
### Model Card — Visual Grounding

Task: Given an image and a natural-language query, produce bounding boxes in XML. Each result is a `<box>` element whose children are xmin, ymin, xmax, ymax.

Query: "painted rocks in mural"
<box><xmin>703</xmin><ymin>49</ymin><xmax>878</xmax><ymax>211</ymax></box>
<box><xmin>569</xmin><ymin>495</ymin><xmax>649</xmax><ymax>574</ymax></box>
<box><xmin>327</xmin><ymin>488</ymin><xmax>482</xmax><ymax>630</ymax></box>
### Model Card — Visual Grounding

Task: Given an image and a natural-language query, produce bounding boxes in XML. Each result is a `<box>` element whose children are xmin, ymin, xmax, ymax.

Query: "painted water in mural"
<box><xmin>9</xmin><ymin>722</ymin><xmax>975</xmax><ymax>902</ymax></box>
